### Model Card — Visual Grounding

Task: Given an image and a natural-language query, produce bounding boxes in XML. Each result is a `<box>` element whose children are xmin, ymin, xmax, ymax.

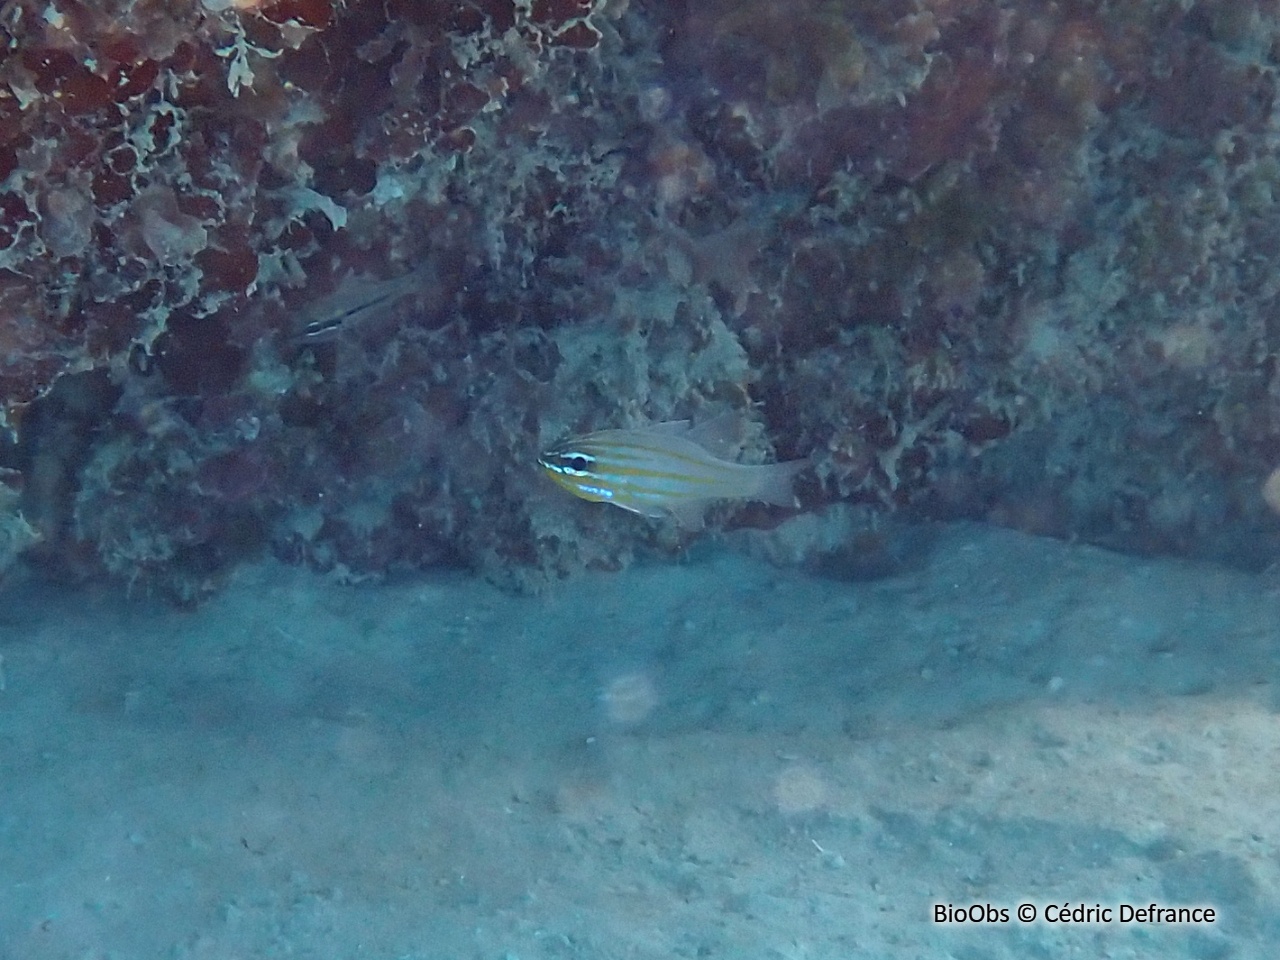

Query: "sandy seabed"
<box><xmin>1</xmin><ymin>523</ymin><xmax>1277</xmax><ymax>959</ymax></box>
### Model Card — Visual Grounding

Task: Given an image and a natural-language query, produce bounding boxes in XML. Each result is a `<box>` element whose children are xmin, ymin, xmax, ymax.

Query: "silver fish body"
<box><xmin>295</xmin><ymin>263</ymin><xmax>435</xmax><ymax>342</ymax></box>
<box><xmin>539</xmin><ymin>417</ymin><xmax>806</xmax><ymax>526</ymax></box>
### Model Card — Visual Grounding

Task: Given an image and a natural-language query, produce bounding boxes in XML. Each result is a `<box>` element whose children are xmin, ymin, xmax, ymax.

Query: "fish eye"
<box><xmin>566</xmin><ymin>454</ymin><xmax>592</xmax><ymax>473</ymax></box>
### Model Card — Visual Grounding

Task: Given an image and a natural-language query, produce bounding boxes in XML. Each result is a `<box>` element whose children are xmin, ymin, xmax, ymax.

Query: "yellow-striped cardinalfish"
<box><xmin>538</xmin><ymin>413</ymin><xmax>808</xmax><ymax>527</ymax></box>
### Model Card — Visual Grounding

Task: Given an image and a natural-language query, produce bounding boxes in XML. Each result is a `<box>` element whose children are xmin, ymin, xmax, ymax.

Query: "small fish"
<box><xmin>294</xmin><ymin>262</ymin><xmax>435</xmax><ymax>343</ymax></box>
<box><xmin>539</xmin><ymin>414</ymin><xmax>807</xmax><ymax>527</ymax></box>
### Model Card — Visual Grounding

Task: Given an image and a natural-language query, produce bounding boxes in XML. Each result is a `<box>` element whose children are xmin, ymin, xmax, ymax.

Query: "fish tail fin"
<box><xmin>752</xmin><ymin>457</ymin><xmax>810</xmax><ymax>509</ymax></box>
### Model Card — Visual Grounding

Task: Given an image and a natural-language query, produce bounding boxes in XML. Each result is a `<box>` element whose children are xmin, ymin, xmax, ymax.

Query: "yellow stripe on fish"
<box><xmin>538</xmin><ymin>416</ymin><xmax>807</xmax><ymax>527</ymax></box>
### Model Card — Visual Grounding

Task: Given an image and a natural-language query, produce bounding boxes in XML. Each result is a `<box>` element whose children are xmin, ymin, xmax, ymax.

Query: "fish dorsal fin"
<box><xmin>638</xmin><ymin>414</ymin><xmax>745</xmax><ymax>459</ymax></box>
<box><xmin>683</xmin><ymin>411</ymin><xmax>749</xmax><ymax>460</ymax></box>
<box><xmin>643</xmin><ymin>419</ymin><xmax>693</xmax><ymax>436</ymax></box>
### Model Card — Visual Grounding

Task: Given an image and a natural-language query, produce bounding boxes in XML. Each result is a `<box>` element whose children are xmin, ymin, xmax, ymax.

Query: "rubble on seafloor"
<box><xmin>2</xmin><ymin>0</ymin><xmax>1280</xmax><ymax>599</ymax></box>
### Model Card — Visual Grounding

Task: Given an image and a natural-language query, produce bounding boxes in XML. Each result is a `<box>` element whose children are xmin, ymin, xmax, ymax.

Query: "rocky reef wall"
<box><xmin>2</xmin><ymin>0</ymin><xmax>1280</xmax><ymax>596</ymax></box>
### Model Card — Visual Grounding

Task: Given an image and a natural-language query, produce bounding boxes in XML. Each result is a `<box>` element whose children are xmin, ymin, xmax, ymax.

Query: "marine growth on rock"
<box><xmin>2</xmin><ymin>0</ymin><xmax>1279</xmax><ymax>597</ymax></box>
